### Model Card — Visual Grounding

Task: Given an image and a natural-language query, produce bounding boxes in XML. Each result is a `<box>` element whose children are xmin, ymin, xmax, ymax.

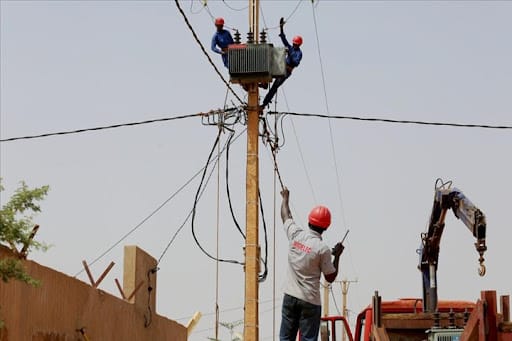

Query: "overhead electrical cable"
<box><xmin>311</xmin><ymin>1</ymin><xmax>348</xmax><ymax>230</ymax></box>
<box><xmin>0</xmin><ymin>112</ymin><xmax>209</xmax><ymax>142</ymax></box>
<box><xmin>221</xmin><ymin>0</ymin><xmax>248</xmax><ymax>12</ymax></box>
<box><xmin>174</xmin><ymin>297</ymin><xmax>277</xmax><ymax>322</ymax></box>
<box><xmin>189</xmin><ymin>0</ymin><xmax>206</xmax><ymax>15</ymax></box>
<box><xmin>215</xmin><ymin>132</ymin><xmax>221</xmax><ymax>341</ymax></box>
<box><xmin>174</xmin><ymin>0</ymin><xmax>244</xmax><ymax>104</ymax></box>
<box><xmin>330</xmin><ymin>286</ymin><xmax>342</xmax><ymax>315</ymax></box>
<box><xmin>288</xmin><ymin>114</ymin><xmax>319</xmax><ymax>203</ymax></box>
<box><xmin>191</xmin><ymin>128</ymin><xmax>243</xmax><ymax>265</ymax></box>
<box><xmin>258</xmin><ymin>189</ymin><xmax>269</xmax><ymax>282</ymax></box>
<box><xmin>270</xmin><ymin>111</ymin><xmax>512</xmax><ymax>130</ymax></box>
<box><xmin>75</xmin><ymin>128</ymin><xmax>246</xmax><ymax>276</ymax></box>
<box><xmin>260</xmin><ymin>0</ymin><xmax>303</xmax><ymax>31</ymax></box>
<box><xmin>5</xmin><ymin>108</ymin><xmax>504</xmax><ymax>145</ymax></box>
<box><xmin>155</xmin><ymin>128</ymin><xmax>247</xmax><ymax>266</ymax></box>
<box><xmin>225</xmin><ymin>131</ymin><xmax>246</xmax><ymax>239</ymax></box>
<box><xmin>225</xmin><ymin>131</ymin><xmax>269</xmax><ymax>280</ymax></box>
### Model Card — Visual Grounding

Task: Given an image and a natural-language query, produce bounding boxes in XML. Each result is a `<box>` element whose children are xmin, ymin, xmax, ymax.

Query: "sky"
<box><xmin>1</xmin><ymin>1</ymin><xmax>511</xmax><ymax>340</ymax></box>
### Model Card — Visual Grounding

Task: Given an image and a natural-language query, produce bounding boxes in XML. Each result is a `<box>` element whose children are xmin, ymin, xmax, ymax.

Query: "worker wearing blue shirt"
<box><xmin>211</xmin><ymin>17</ymin><xmax>234</xmax><ymax>68</ymax></box>
<box><xmin>262</xmin><ymin>18</ymin><xmax>303</xmax><ymax>108</ymax></box>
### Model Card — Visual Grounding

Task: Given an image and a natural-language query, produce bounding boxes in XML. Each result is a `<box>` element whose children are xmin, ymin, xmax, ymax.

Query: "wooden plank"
<box><xmin>93</xmin><ymin>261</ymin><xmax>114</xmax><ymax>288</ymax></box>
<box><xmin>460</xmin><ymin>299</ymin><xmax>483</xmax><ymax>341</ymax></box>
<box><xmin>114</xmin><ymin>278</ymin><xmax>126</xmax><ymax>299</ymax></box>
<box><xmin>483</xmin><ymin>290</ymin><xmax>498</xmax><ymax>341</ymax></box>
<box><xmin>82</xmin><ymin>260</ymin><xmax>95</xmax><ymax>286</ymax></box>
<box><xmin>501</xmin><ymin>295</ymin><xmax>510</xmax><ymax>322</ymax></box>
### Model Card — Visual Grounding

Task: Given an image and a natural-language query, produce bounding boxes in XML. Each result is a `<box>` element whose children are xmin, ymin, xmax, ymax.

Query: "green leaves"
<box><xmin>0</xmin><ymin>179</ymin><xmax>49</xmax><ymax>285</ymax></box>
<box><xmin>0</xmin><ymin>258</ymin><xmax>40</xmax><ymax>286</ymax></box>
<box><xmin>0</xmin><ymin>180</ymin><xmax>49</xmax><ymax>253</ymax></box>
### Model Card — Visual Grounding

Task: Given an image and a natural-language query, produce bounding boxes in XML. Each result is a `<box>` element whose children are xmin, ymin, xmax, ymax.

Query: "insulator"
<box><xmin>433</xmin><ymin>310</ymin><xmax>440</xmax><ymax>328</ymax></box>
<box><xmin>463</xmin><ymin>308</ymin><xmax>470</xmax><ymax>325</ymax></box>
<box><xmin>234</xmin><ymin>30</ymin><xmax>241</xmax><ymax>44</ymax></box>
<box><xmin>448</xmin><ymin>308</ymin><xmax>456</xmax><ymax>328</ymax></box>
<box><xmin>247</xmin><ymin>31</ymin><xmax>254</xmax><ymax>44</ymax></box>
<box><xmin>260</xmin><ymin>30</ymin><xmax>267</xmax><ymax>43</ymax></box>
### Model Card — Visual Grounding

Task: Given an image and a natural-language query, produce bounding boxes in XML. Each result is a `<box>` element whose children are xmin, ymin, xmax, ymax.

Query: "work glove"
<box><xmin>331</xmin><ymin>242</ymin><xmax>345</xmax><ymax>257</ymax></box>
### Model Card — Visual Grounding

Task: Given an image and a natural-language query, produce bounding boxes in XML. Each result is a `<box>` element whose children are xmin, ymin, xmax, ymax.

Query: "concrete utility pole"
<box><xmin>244</xmin><ymin>1</ymin><xmax>260</xmax><ymax>341</ymax></box>
<box><xmin>341</xmin><ymin>279</ymin><xmax>358</xmax><ymax>341</ymax></box>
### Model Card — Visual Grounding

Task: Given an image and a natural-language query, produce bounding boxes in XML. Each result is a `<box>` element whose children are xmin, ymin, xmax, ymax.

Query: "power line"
<box><xmin>311</xmin><ymin>1</ymin><xmax>348</xmax><ymax>231</ymax></box>
<box><xmin>174</xmin><ymin>0</ymin><xmax>244</xmax><ymax>104</ymax></box>
<box><xmin>174</xmin><ymin>297</ymin><xmax>278</xmax><ymax>322</ymax></box>
<box><xmin>221</xmin><ymin>0</ymin><xmax>248</xmax><ymax>12</ymax></box>
<box><xmin>155</xmin><ymin>128</ymin><xmax>246</xmax><ymax>266</ymax></box>
<box><xmin>0</xmin><ymin>112</ymin><xmax>206</xmax><ymax>142</ymax></box>
<box><xmin>270</xmin><ymin>111</ymin><xmax>512</xmax><ymax>130</ymax></box>
<box><xmin>191</xmin><ymin>129</ymin><xmax>243</xmax><ymax>266</ymax></box>
<box><xmin>260</xmin><ymin>0</ymin><xmax>304</xmax><ymax>31</ymax></box>
<box><xmin>74</xmin><ymin>128</ymin><xmax>245</xmax><ymax>276</ymax></box>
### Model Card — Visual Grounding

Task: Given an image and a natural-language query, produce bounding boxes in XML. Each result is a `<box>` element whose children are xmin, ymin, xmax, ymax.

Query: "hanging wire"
<box><xmin>272</xmin><ymin>112</ymin><xmax>279</xmax><ymax>341</ymax></box>
<box><xmin>190</xmin><ymin>129</ymin><xmax>243</xmax><ymax>266</ymax></box>
<box><xmin>0</xmin><ymin>112</ymin><xmax>203</xmax><ymax>142</ymax></box>
<box><xmin>174</xmin><ymin>0</ymin><xmax>244</xmax><ymax>104</ymax></box>
<box><xmin>288</xmin><ymin>115</ymin><xmax>318</xmax><ymax>203</ymax></box>
<box><xmin>225</xmin><ymin>132</ymin><xmax>269</xmax><ymax>281</ymax></box>
<box><xmin>221</xmin><ymin>0</ymin><xmax>249</xmax><ymax>12</ymax></box>
<box><xmin>202</xmin><ymin>1</ymin><xmax>215</xmax><ymax>21</ymax></box>
<box><xmin>215</xmin><ymin>129</ymin><xmax>221</xmax><ymax>341</ymax></box>
<box><xmin>311</xmin><ymin>1</ymin><xmax>348</xmax><ymax>229</ymax></box>
<box><xmin>154</xmin><ymin>128</ymin><xmax>246</xmax><ymax>266</ymax></box>
<box><xmin>258</xmin><ymin>189</ymin><xmax>269</xmax><ymax>282</ymax></box>
<box><xmin>260</xmin><ymin>0</ymin><xmax>304</xmax><ymax>31</ymax></box>
<box><xmin>330</xmin><ymin>286</ymin><xmax>341</xmax><ymax>315</ymax></box>
<box><xmin>225</xmin><ymin>131</ymin><xmax>246</xmax><ymax>239</ymax></box>
<box><xmin>267</xmin><ymin>111</ymin><xmax>512</xmax><ymax>129</ymax></box>
<box><xmin>74</xmin><ymin>155</ymin><xmax>210</xmax><ymax>276</ymax></box>
<box><xmin>189</xmin><ymin>0</ymin><xmax>207</xmax><ymax>15</ymax></box>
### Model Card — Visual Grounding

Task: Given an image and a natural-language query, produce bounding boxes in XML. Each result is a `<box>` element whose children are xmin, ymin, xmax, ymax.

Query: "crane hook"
<box><xmin>478</xmin><ymin>263</ymin><xmax>486</xmax><ymax>277</ymax></box>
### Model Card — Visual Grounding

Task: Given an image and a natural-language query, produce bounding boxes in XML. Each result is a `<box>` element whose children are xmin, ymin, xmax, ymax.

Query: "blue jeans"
<box><xmin>262</xmin><ymin>72</ymin><xmax>291</xmax><ymax>107</ymax></box>
<box><xmin>280</xmin><ymin>294</ymin><xmax>322</xmax><ymax>341</ymax></box>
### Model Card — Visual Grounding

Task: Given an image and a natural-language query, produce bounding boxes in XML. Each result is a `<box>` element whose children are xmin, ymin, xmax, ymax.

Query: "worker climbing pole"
<box><xmin>261</xmin><ymin>17</ymin><xmax>303</xmax><ymax>109</ymax></box>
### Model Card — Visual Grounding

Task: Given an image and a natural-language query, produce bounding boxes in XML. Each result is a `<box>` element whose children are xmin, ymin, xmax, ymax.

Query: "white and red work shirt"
<box><xmin>283</xmin><ymin>218</ymin><xmax>336</xmax><ymax>306</ymax></box>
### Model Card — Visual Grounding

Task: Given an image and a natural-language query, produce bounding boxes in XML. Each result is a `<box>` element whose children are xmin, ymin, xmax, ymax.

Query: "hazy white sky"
<box><xmin>1</xmin><ymin>1</ymin><xmax>511</xmax><ymax>340</ymax></box>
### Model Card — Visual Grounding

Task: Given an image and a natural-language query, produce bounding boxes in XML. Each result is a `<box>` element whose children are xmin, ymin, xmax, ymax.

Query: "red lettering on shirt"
<box><xmin>292</xmin><ymin>241</ymin><xmax>311</xmax><ymax>254</ymax></box>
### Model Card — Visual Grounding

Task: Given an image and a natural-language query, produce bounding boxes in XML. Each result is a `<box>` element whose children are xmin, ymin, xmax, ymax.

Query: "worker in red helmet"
<box><xmin>279</xmin><ymin>187</ymin><xmax>344</xmax><ymax>341</ymax></box>
<box><xmin>261</xmin><ymin>18</ymin><xmax>303</xmax><ymax>108</ymax></box>
<box><xmin>211</xmin><ymin>17</ymin><xmax>234</xmax><ymax>68</ymax></box>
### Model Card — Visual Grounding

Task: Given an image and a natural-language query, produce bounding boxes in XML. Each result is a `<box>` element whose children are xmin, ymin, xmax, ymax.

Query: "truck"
<box><xmin>321</xmin><ymin>180</ymin><xmax>511</xmax><ymax>341</ymax></box>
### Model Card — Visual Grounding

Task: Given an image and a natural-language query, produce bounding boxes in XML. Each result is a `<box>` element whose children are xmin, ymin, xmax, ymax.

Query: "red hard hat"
<box><xmin>308</xmin><ymin>205</ymin><xmax>331</xmax><ymax>229</ymax></box>
<box><xmin>292</xmin><ymin>35</ymin><xmax>303</xmax><ymax>46</ymax></box>
<box><xmin>215</xmin><ymin>17</ymin><xmax>225</xmax><ymax>26</ymax></box>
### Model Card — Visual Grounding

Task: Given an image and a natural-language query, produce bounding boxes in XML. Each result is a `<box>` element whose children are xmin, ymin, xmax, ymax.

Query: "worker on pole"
<box><xmin>279</xmin><ymin>187</ymin><xmax>344</xmax><ymax>341</ymax></box>
<box><xmin>211</xmin><ymin>17</ymin><xmax>234</xmax><ymax>68</ymax></box>
<box><xmin>261</xmin><ymin>18</ymin><xmax>303</xmax><ymax>108</ymax></box>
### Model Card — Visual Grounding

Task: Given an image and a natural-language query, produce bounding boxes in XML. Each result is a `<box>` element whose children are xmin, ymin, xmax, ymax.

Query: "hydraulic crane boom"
<box><xmin>418</xmin><ymin>180</ymin><xmax>487</xmax><ymax>313</ymax></box>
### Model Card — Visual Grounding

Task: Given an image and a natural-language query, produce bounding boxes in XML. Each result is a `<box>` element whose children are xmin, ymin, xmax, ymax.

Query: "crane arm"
<box><xmin>418</xmin><ymin>183</ymin><xmax>487</xmax><ymax>312</ymax></box>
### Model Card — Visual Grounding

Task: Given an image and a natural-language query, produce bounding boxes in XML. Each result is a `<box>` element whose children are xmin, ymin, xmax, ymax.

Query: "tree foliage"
<box><xmin>0</xmin><ymin>179</ymin><xmax>49</xmax><ymax>285</ymax></box>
